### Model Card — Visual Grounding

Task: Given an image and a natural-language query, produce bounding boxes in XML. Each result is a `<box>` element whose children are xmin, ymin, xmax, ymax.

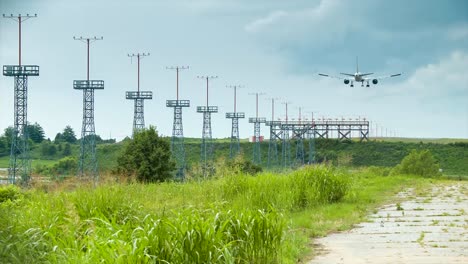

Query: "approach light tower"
<box><xmin>197</xmin><ymin>76</ymin><xmax>218</xmax><ymax>177</ymax></box>
<box><xmin>266</xmin><ymin>97</ymin><xmax>280</xmax><ymax>167</ymax></box>
<box><xmin>3</xmin><ymin>14</ymin><xmax>39</xmax><ymax>184</ymax></box>
<box><xmin>248</xmin><ymin>92</ymin><xmax>266</xmax><ymax>164</ymax></box>
<box><xmin>166</xmin><ymin>66</ymin><xmax>190</xmax><ymax>180</ymax></box>
<box><xmin>226</xmin><ymin>85</ymin><xmax>245</xmax><ymax>158</ymax></box>
<box><xmin>126</xmin><ymin>53</ymin><xmax>152</xmax><ymax>135</ymax></box>
<box><xmin>73</xmin><ymin>36</ymin><xmax>104</xmax><ymax>180</ymax></box>
<box><xmin>281</xmin><ymin>101</ymin><xmax>292</xmax><ymax>168</ymax></box>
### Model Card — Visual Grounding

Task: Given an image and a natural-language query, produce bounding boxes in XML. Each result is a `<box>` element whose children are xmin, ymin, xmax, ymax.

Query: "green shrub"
<box><xmin>0</xmin><ymin>185</ymin><xmax>23</xmax><ymax>204</ymax></box>
<box><xmin>291</xmin><ymin>165</ymin><xmax>351</xmax><ymax>206</ymax></box>
<box><xmin>393</xmin><ymin>149</ymin><xmax>440</xmax><ymax>177</ymax></box>
<box><xmin>115</xmin><ymin>126</ymin><xmax>175</xmax><ymax>182</ymax></box>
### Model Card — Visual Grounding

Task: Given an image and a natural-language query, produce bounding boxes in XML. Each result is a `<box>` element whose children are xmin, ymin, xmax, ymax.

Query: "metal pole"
<box><xmin>19</xmin><ymin>16</ymin><xmax>21</xmax><ymax>66</ymax></box>
<box><xmin>137</xmin><ymin>54</ymin><xmax>140</xmax><ymax>93</ymax></box>
<box><xmin>234</xmin><ymin>86</ymin><xmax>237</xmax><ymax>113</ymax></box>
<box><xmin>176</xmin><ymin>67</ymin><xmax>179</xmax><ymax>100</ymax></box>
<box><xmin>206</xmin><ymin>77</ymin><xmax>209</xmax><ymax>106</ymax></box>
<box><xmin>87</xmin><ymin>39</ymin><xmax>90</xmax><ymax>81</ymax></box>
<box><xmin>272</xmin><ymin>98</ymin><xmax>274</xmax><ymax>121</ymax></box>
<box><xmin>256</xmin><ymin>93</ymin><xmax>258</xmax><ymax>118</ymax></box>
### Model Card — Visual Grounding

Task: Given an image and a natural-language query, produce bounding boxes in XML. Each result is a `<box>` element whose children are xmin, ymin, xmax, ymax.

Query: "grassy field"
<box><xmin>1</xmin><ymin>137</ymin><xmax>466</xmax><ymax>176</ymax></box>
<box><xmin>0</xmin><ymin>165</ymin><xmax>440</xmax><ymax>263</ymax></box>
<box><xmin>0</xmin><ymin>156</ymin><xmax>59</xmax><ymax>168</ymax></box>
<box><xmin>369</xmin><ymin>137</ymin><xmax>468</xmax><ymax>144</ymax></box>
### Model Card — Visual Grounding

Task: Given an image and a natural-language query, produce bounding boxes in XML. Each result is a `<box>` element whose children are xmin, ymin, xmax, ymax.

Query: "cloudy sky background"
<box><xmin>1</xmin><ymin>0</ymin><xmax>467</xmax><ymax>140</ymax></box>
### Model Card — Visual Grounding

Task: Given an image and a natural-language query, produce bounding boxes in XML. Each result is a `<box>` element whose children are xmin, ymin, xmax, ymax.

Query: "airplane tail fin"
<box><xmin>356</xmin><ymin>56</ymin><xmax>359</xmax><ymax>73</ymax></box>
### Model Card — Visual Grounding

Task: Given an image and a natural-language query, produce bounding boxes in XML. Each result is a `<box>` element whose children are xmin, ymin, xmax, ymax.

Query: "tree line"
<box><xmin>0</xmin><ymin>123</ymin><xmax>115</xmax><ymax>157</ymax></box>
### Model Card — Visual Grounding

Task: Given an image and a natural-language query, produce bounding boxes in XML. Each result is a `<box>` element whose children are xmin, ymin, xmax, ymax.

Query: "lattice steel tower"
<box><xmin>281</xmin><ymin>102</ymin><xmax>292</xmax><ymax>168</ymax></box>
<box><xmin>73</xmin><ymin>36</ymin><xmax>104</xmax><ymax>180</ymax></box>
<box><xmin>126</xmin><ymin>53</ymin><xmax>152</xmax><ymax>135</ymax></box>
<box><xmin>248</xmin><ymin>92</ymin><xmax>266</xmax><ymax>164</ymax></box>
<box><xmin>295</xmin><ymin>107</ymin><xmax>305</xmax><ymax>165</ymax></box>
<box><xmin>197</xmin><ymin>76</ymin><xmax>218</xmax><ymax>177</ymax></box>
<box><xmin>3</xmin><ymin>14</ymin><xmax>39</xmax><ymax>184</ymax></box>
<box><xmin>225</xmin><ymin>85</ymin><xmax>245</xmax><ymax>158</ymax></box>
<box><xmin>166</xmin><ymin>66</ymin><xmax>190</xmax><ymax>180</ymax></box>
<box><xmin>266</xmin><ymin>97</ymin><xmax>280</xmax><ymax>168</ymax></box>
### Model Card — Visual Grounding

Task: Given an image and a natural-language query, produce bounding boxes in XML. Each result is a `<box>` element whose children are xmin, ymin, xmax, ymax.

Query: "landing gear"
<box><xmin>361</xmin><ymin>81</ymin><xmax>364</xmax><ymax>87</ymax></box>
<box><xmin>366</xmin><ymin>81</ymin><xmax>370</xmax><ymax>87</ymax></box>
<box><xmin>350</xmin><ymin>81</ymin><xmax>354</xmax><ymax>87</ymax></box>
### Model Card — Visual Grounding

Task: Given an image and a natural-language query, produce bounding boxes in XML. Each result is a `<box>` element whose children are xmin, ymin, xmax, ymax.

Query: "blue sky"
<box><xmin>1</xmin><ymin>0</ymin><xmax>467</xmax><ymax>140</ymax></box>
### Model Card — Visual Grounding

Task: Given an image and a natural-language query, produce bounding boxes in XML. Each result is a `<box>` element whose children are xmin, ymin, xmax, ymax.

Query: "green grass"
<box><xmin>1</xmin><ymin>137</ymin><xmax>467</xmax><ymax>176</ymax></box>
<box><xmin>0</xmin><ymin>165</ymin><xmax>443</xmax><ymax>263</ymax></box>
<box><xmin>373</xmin><ymin>137</ymin><xmax>468</xmax><ymax>144</ymax></box>
<box><xmin>0</xmin><ymin>156</ymin><xmax>59</xmax><ymax>168</ymax></box>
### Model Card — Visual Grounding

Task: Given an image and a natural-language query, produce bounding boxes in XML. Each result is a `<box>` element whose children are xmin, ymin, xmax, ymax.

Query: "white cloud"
<box><xmin>244</xmin><ymin>10</ymin><xmax>288</xmax><ymax>33</ymax></box>
<box><xmin>447</xmin><ymin>23</ymin><xmax>468</xmax><ymax>41</ymax></box>
<box><xmin>244</xmin><ymin>0</ymin><xmax>365</xmax><ymax>47</ymax></box>
<box><xmin>384</xmin><ymin>50</ymin><xmax>468</xmax><ymax>98</ymax></box>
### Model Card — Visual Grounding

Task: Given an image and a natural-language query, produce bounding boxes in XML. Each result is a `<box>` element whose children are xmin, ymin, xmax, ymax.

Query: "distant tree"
<box><xmin>115</xmin><ymin>126</ymin><xmax>175</xmax><ymax>182</ymax></box>
<box><xmin>27</xmin><ymin>122</ymin><xmax>45</xmax><ymax>143</ymax></box>
<box><xmin>40</xmin><ymin>141</ymin><xmax>57</xmax><ymax>156</ymax></box>
<box><xmin>54</xmin><ymin>133</ymin><xmax>62</xmax><ymax>142</ymax></box>
<box><xmin>62</xmin><ymin>126</ymin><xmax>77</xmax><ymax>143</ymax></box>
<box><xmin>393</xmin><ymin>149</ymin><xmax>440</xmax><ymax>177</ymax></box>
<box><xmin>0</xmin><ymin>137</ymin><xmax>7</xmax><ymax>156</ymax></box>
<box><xmin>63</xmin><ymin>143</ymin><xmax>72</xmax><ymax>156</ymax></box>
<box><xmin>3</xmin><ymin>127</ymin><xmax>14</xmax><ymax>147</ymax></box>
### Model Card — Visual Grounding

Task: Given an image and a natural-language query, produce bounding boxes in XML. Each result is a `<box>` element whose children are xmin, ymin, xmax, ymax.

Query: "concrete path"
<box><xmin>309</xmin><ymin>182</ymin><xmax>468</xmax><ymax>264</ymax></box>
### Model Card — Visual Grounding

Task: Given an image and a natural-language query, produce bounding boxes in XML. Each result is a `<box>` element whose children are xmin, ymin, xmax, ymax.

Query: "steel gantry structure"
<box><xmin>265</xmin><ymin>97</ymin><xmax>280</xmax><ymax>168</ymax></box>
<box><xmin>281</xmin><ymin>102</ymin><xmax>292</xmax><ymax>168</ymax></box>
<box><xmin>248</xmin><ymin>92</ymin><xmax>266</xmax><ymax>165</ymax></box>
<box><xmin>267</xmin><ymin>118</ymin><xmax>370</xmax><ymax>167</ymax></box>
<box><xmin>73</xmin><ymin>36</ymin><xmax>104</xmax><ymax>181</ymax></box>
<box><xmin>294</xmin><ymin>107</ymin><xmax>305</xmax><ymax>166</ymax></box>
<box><xmin>166</xmin><ymin>66</ymin><xmax>190</xmax><ymax>180</ymax></box>
<box><xmin>3</xmin><ymin>14</ymin><xmax>39</xmax><ymax>184</ymax></box>
<box><xmin>225</xmin><ymin>85</ymin><xmax>245</xmax><ymax>158</ymax></box>
<box><xmin>126</xmin><ymin>53</ymin><xmax>152</xmax><ymax>135</ymax></box>
<box><xmin>197</xmin><ymin>76</ymin><xmax>218</xmax><ymax>177</ymax></box>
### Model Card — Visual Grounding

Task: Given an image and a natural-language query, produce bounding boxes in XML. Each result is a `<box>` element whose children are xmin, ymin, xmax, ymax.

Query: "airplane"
<box><xmin>318</xmin><ymin>57</ymin><xmax>402</xmax><ymax>87</ymax></box>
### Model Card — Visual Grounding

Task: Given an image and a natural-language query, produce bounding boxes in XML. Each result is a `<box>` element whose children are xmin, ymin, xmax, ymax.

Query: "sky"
<box><xmin>1</xmin><ymin>0</ymin><xmax>467</xmax><ymax>140</ymax></box>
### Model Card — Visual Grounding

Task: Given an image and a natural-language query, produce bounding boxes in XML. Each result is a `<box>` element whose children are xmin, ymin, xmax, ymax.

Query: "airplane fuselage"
<box><xmin>354</xmin><ymin>73</ymin><xmax>364</xmax><ymax>82</ymax></box>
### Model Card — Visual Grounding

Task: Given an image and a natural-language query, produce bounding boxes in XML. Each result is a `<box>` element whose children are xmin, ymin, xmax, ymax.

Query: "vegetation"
<box><xmin>115</xmin><ymin>126</ymin><xmax>175</xmax><ymax>182</ymax></box>
<box><xmin>392</xmin><ymin>149</ymin><xmax>441</xmax><ymax>177</ymax></box>
<box><xmin>0</xmin><ymin>165</ymin><xmax>439</xmax><ymax>263</ymax></box>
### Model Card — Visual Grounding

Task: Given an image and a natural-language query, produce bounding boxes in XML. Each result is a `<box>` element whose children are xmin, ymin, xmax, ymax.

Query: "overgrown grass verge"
<box><xmin>0</xmin><ymin>165</ymin><xmax>440</xmax><ymax>263</ymax></box>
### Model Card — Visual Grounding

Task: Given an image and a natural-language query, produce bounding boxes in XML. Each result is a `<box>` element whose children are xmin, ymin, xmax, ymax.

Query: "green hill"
<box><xmin>0</xmin><ymin>138</ymin><xmax>466</xmax><ymax>176</ymax></box>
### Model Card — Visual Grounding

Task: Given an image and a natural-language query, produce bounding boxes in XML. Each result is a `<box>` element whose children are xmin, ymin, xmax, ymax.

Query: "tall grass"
<box><xmin>0</xmin><ymin>165</ymin><xmax>350</xmax><ymax>263</ymax></box>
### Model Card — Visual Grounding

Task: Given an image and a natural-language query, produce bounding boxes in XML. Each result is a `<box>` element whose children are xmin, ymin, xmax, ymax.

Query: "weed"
<box><xmin>396</xmin><ymin>203</ymin><xmax>404</xmax><ymax>211</ymax></box>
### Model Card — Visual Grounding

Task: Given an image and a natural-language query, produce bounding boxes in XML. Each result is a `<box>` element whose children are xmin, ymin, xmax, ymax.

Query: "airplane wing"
<box><xmin>318</xmin><ymin>73</ymin><xmax>343</xmax><ymax>79</ymax></box>
<box><xmin>360</xmin><ymin>73</ymin><xmax>374</xmax><ymax>76</ymax></box>
<box><xmin>339</xmin><ymin>73</ymin><xmax>355</xmax><ymax>77</ymax></box>
<box><xmin>364</xmin><ymin>73</ymin><xmax>402</xmax><ymax>80</ymax></box>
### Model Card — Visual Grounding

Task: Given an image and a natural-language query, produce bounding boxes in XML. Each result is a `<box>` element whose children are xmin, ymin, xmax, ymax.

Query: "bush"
<box><xmin>393</xmin><ymin>149</ymin><xmax>440</xmax><ymax>177</ymax></box>
<box><xmin>0</xmin><ymin>185</ymin><xmax>23</xmax><ymax>204</ymax></box>
<box><xmin>115</xmin><ymin>126</ymin><xmax>175</xmax><ymax>182</ymax></box>
<box><xmin>291</xmin><ymin>165</ymin><xmax>350</xmax><ymax>206</ymax></box>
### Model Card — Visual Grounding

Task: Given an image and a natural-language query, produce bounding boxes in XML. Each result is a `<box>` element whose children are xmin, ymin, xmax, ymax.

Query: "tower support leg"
<box><xmin>9</xmin><ymin>75</ymin><xmax>30</xmax><ymax>184</ymax></box>
<box><xmin>79</xmin><ymin>88</ymin><xmax>98</xmax><ymax>181</ymax></box>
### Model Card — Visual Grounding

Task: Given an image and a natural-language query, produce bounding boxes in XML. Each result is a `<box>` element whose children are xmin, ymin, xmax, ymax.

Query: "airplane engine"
<box><xmin>344</xmin><ymin>79</ymin><xmax>350</xmax><ymax>84</ymax></box>
<box><xmin>372</xmin><ymin>79</ymin><xmax>378</xmax><ymax>85</ymax></box>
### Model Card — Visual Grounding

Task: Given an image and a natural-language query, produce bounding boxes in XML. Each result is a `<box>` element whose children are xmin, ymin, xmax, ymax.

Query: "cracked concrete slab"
<box><xmin>309</xmin><ymin>182</ymin><xmax>468</xmax><ymax>264</ymax></box>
